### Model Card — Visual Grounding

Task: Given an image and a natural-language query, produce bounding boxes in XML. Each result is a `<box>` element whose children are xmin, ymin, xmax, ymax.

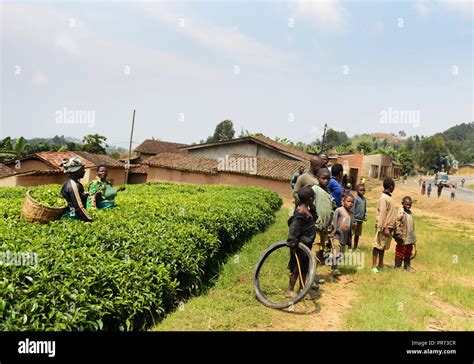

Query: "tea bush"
<box><xmin>0</xmin><ymin>182</ymin><xmax>282</xmax><ymax>331</ymax></box>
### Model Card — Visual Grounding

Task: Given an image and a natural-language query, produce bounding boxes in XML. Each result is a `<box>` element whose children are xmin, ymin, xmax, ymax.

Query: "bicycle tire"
<box><xmin>253</xmin><ymin>240</ymin><xmax>316</xmax><ymax>309</ymax></box>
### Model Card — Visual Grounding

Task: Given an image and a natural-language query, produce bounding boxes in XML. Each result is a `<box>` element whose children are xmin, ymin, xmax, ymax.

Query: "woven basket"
<box><xmin>20</xmin><ymin>190</ymin><xmax>67</xmax><ymax>224</ymax></box>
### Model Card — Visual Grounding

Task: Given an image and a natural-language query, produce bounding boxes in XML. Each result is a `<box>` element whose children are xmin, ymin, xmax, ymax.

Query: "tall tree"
<box><xmin>418</xmin><ymin>136</ymin><xmax>451</xmax><ymax>172</ymax></box>
<box><xmin>206</xmin><ymin>119</ymin><xmax>235</xmax><ymax>143</ymax></box>
<box><xmin>323</xmin><ymin>128</ymin><xmax>348</xmax><ymax>149</ymax></box>
<box><xmin>82</xmin><ymin>134</ymin><xmax>108</xmax><ymax>154</ymax></box>
<box><xmin>356</xmin><ymin>141</ymin><xmax>372</xmax><ymax>154</ymax></box>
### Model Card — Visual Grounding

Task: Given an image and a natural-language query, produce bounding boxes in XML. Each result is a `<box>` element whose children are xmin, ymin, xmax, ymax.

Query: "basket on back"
<box><xmin>20</xmin><ymin>190</ymin><xmax>67</xmax><ymax>224</ymax></box>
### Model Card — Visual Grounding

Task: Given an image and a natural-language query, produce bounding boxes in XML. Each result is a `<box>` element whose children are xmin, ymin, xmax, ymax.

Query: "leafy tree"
<box><xmin>418</xmin><ymin>136</ymin><xmax>451</xmax><ymax>172</ymax></box>
<box><xmin>323</xmin><ymin>128</ymin><xmax>348</xmax><ymax>150</ymax></box>
<box><xmin>206</xmin><ymin>120</ymin><xmax>235</xmax><ymax>143</ymax></box>
<box><xmin>398</xmin><ymin>130</ymin><xmax>406</xmax><ymax>137</ymax></box>
<box><xmin>356</xmin><ymin>141</ymin><xmax>372</xmax><ymax>154</ymax></box>
<box><xmin>398</xmin><ymin>151</ymin><xmax>415</xmax><ymax>176</ymax></box>
<box><xmin>82</xmin><ymin>134</ymin><xmax>108</xmax><ymax>154</ymax></box>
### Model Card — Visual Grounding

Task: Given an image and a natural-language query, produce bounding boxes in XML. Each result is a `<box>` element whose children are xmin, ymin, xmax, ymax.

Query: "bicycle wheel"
<box><xmin>253</xmin><ymin>240</ymin><xmax>316</xmax><ymax>309</ymax></box>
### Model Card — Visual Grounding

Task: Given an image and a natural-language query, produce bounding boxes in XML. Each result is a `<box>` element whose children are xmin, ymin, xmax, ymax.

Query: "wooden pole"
<box><xmin>125</xmin><ymin>109</ymin><xmax>136</xmax><ymax>184</ymax></box>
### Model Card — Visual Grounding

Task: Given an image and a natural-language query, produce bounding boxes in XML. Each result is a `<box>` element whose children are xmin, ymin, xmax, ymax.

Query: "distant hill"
<box><xmin>434</xmin><ymin>122</ymin><xmax>474</xmax><ymax>164</ymax></box>
<box><xmin>349</xmin><ymin>132</ymin><xmax>406</xmax><ymax>149</ymax></box>
<box><xmin>23</xmin><ymin>135</ymin><xmax>82</xmax><ymax>146</ymax></box>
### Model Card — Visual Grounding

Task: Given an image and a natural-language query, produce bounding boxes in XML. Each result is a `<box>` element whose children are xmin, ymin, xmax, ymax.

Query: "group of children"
<box><xmin>287</xmin><ymin>156</ymin><xmax>417</xmax><ymax>297</ymax></box>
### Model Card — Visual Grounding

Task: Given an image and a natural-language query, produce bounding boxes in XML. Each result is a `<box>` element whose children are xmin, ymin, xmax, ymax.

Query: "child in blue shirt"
<box><xmin>326</xmin><ymin>163</ymin><xmax>343</xmax><ymax>208</ymax></box>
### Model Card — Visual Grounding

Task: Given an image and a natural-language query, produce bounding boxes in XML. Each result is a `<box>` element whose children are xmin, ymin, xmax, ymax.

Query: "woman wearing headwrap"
<box><xmin>60</xmin><ymin>156</ymin><xmax>93</xmax><ymax>222</ymax></box>
<box><xmin>87</xmin><ymin>165</ymin><xmax>124</xmax><ymax>209</ymax></box>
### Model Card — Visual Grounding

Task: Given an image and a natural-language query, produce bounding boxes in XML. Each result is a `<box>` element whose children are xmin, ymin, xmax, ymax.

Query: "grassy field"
<box><xmin>154</xmin><ymin>183</ymin><xmax>474</xmax><ymax>331</ymax></box>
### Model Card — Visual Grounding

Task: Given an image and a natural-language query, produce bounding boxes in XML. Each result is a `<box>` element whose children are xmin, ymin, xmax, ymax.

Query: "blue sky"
<box><xmin>1</xmin><ymin>0</ymin><xmax>472</xmax><ymax>148</ymax></box>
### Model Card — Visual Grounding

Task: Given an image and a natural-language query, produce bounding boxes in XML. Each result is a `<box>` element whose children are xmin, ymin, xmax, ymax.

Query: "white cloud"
<box><xmin>439</xmin><ymin>0</ymin><xmax>473</xmax><ymax>18</ymax></box>
<box><xmin>415</xmin><ymin>1</ymin><xmax>473</xmax><ymax>18</ymax></box>
<box><xmin>55</xmin><ymin>34</ymin><xmax>80</xmax><ymax>56</ymax></box>
<box><xmin>291</xmin><ymin>0</ymin><xmax>347</xmax><ymax>31</ymax></box>
<box><xmin>32</xmin><ymin>71</ymin><xmax>48</xmax><ymax>85</ymax></box>
<box><xmin>137</xmin><ymin>2</ymin><xmax>294</xmax><ymax>69</ymax></box>
<box><xmin>415</xmin><ymin>1</ymin><xmax>431</xmax><ymax>17</ymax></box>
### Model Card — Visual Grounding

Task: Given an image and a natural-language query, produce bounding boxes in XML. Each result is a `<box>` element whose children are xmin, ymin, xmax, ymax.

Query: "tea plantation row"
<box><xmin>0</xmin><ymin>183</ymin><xmax>282</xmax><ymax>331</ymax></box>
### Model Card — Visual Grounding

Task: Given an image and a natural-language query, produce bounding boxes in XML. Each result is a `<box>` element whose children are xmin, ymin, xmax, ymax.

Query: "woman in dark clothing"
<box><xmin>60</xmin><ymin>156</ymin><xmax>92</xmax><ymax>222</ymax></box>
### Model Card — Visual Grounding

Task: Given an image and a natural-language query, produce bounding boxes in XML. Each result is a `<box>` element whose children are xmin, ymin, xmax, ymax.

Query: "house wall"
<box><xmin>0</xmin><ymin>175</ymin><xmax>18</xmax><ymax>187</ymax></box>
<box><xmin>187</xmin><ymin>141</ymin><xmax>295</xmax><ymax>161</ymax></box>
<box><xmin>137</xmin><ymin>153</ymin><xmax>155</xmax><ymax>163</ymax></box>
<box><xmin>13</xmin><ymin>174</ymin><xmax>67</xmax><ymax>187</ymax></box>
<box><xmin>146</xmin><ymin>166</ymin><xmax>291</xmax><ymax>197</ymax></box>
<box><xmin>337</xmin><ymin>153</ymin><xmax>364</xmax><ymax>184</ymax></box>
<box><xmin>128</xmin><ymin>174</ymin><xmax>147</xmax><ymax>184</ymax></box>
<box><xmin>83</xmin><ymin>167</ymin><xmax>125</xmax><ymax>185</ymax></box>
<box><xmin>457</xmin><ymin>166</ymin><xmax>474</xmax><ymax>175</ymax></box>
<box><xmin>5</xmin><ymin>159</ymin><xmax>53</xmax><ymax>173</ymax></box>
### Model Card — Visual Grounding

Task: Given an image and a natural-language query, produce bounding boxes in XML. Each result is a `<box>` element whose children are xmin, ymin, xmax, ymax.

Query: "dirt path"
<box><xmin>260</xmin><ymin>182</ymin><xmax>474</xmax><ymax>331</ymax></box>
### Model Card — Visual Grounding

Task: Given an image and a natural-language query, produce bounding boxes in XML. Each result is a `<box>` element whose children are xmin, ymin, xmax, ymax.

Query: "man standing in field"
<box><xmin>372</xmin><ymin>178</ymin><xmax>397</xmax><ymax>273</ymax></box>
<box><xmin>293</xmin><ymin>156</ymin><xmax>323</xmax><ymax>206</ymax></box>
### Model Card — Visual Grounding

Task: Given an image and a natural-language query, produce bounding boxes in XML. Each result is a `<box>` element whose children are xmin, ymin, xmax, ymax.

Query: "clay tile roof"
<box><xmin>145</xmin><ymin>152</ymin><xmax>309</xmax><ymax>181</ymax></box>
<box><xmin>75</xmin><ymin>151</ymin><xmax>123</xmax><ymax>168</ymax></box>
<box><xmin>0</xmin><ymin>164</ymin><xmax>16</xmax><ymax>178</ymax></box>
<box><xmin>35</xmin><ymin>151</ymin><xmax>123</xmax><ymax>169</ymax></box>
<box><xmin>250</xmin><ymin>136</ymin><xmax>313</xmax><ymax>161</ymax></box>
<box><xmin>134</xmin><ymin>140</ymin><xmax>189</xmax><ymax>155</ymax></box>
<box><xmin>128</xmin><ymin>164</ymin><xmax>149</xmax><ymax>174</ymax></box>
<box><xmin>183</xmin><ymin>136</ymin><xmax>313</xmax><ymax>161</ymax></box>
<box><xmin>144</xmin><ymin>152</ymin><xmax>218</xmax><ymax>174</ymax></box>
<box><xmin>226</xmin><ymin>154</ymin><xmax>309</xmax><ymax>181</ymax></box>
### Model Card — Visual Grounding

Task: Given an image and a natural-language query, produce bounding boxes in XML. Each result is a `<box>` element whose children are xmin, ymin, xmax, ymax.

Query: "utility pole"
<box><xmin>124</xmin><ymin>109</ymin><xmax>136</xmax><ymax>184</ymax></box>
<box><xmin>320</xmin><ymin>123</ymin><xmax>328</xmax><ymax>153</ymax></box>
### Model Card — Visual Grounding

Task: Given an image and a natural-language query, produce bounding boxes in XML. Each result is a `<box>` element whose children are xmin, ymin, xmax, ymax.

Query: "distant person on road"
<box><xmin>290</xmin><ymin>166</ymin><xmax>305</xmax><ymax>191</ymax></box>
<box><xmin>427</xmin><ymin>183</ymin><xmax>432</xmax><ymax>198</ymax></box>
<box><xmin>351</xmin><ymin>184</ymin><xmax>367</xmax><ymax>251</ymax></box>
<box><xmin>372</xmin><ymin>178</ymin><xmax>397</xmax><ymax>273</ymax></box>
<box><xmin>461</xmin><ymin>178</ymin><xmax>465</xmax><ymax>188</ymax></box>
<box><xmin>403</xmin><ymin>174</ymin><xmax>407</xmax><ymax>184</ymax></box>
<box><xmin>450</xmin><ymin>184</ymin><xmax>457</xmax><ymax>200</ymax></box>
<box><xmin>394</xmin><ymin>196</ymin><xmax>417</xmax><ymax>272</ymax></box>
<box><xmin>437</xmin><ymin>183</ymin><xmax>443</xmax><ymax>198</ymax></box>
<box><xmin>418</xmin><ymin>178</ymin><xmax>422</xmax><ymax>186</ymax></box>
<box><xmin>421</xmin><ymin>181</ymin><xmax>426</xmax><ymax>195</ymax></box>
<box><xmin>293</xmin><ymin>156</ymin><xmax>323</xmax><ymax>207</ymax></box>
<box><xmin>286</xmin><ymin>186</ymin><xmax>317</xmax><ymax>299</ymax></box>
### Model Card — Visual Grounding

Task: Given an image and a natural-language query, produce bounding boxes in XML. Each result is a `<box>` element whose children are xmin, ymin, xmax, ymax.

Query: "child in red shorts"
<box><xmin>394</xmin><ymin>196</ymin><xmax>417</xmax><ymax>271</ymax></box>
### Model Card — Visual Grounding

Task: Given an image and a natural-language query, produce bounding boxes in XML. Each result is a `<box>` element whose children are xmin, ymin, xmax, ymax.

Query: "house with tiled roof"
<box><xmin>183</xmin><ymin>136</ymin><xmax>312</xmax><ymax>162</ymax></box>
<box><xmin>1</xmin><ymin>151</ymin><xmax>126</xmax><ymax>187</ymax></box>
<box><xmin>134</xmin><ymin>139</ymin><xmax>188</xmax><ymax>162</ymax></box>
<box><xmin>144</xmin><ymin>151</ymin><xmax>309</xmax><ymax>196</ymax></box>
